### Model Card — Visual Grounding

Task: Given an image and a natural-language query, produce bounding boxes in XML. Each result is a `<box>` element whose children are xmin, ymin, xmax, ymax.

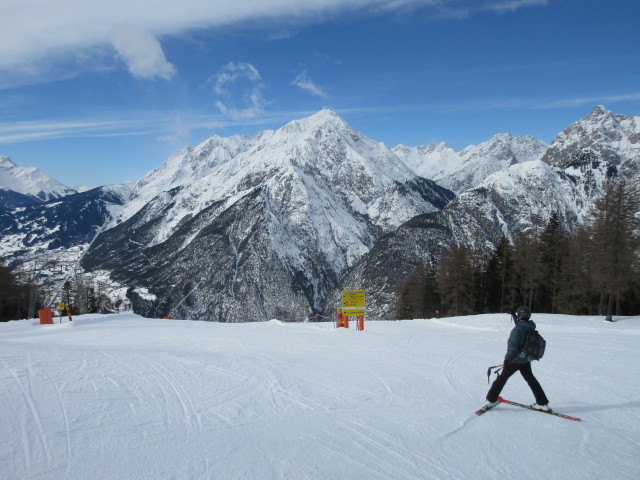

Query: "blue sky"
<box><xmin>1</xmin><ymin>0</ymin><xmax>639</xmax><ymax>188</ymax></box>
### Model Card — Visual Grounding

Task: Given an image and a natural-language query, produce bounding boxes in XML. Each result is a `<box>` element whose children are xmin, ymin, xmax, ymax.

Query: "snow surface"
<box><xmin>2</xmin><ymin>313</ymin><xmax>639</xmax><ymax>480</ymax></box>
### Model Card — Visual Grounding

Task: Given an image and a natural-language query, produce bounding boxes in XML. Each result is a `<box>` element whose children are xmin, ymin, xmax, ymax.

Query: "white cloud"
<box><xmin>110</xmin><ymin>26</ymin><xmax>176</xmax><ymax>80</ymax></box>
<box><xmin>484</xmin><ymin>0</ymin><xmax>550</xmax><ymax>14</ymax></box>
<box><xmin>1</xmin><ymin>1</ymin><xmax>550</xmax><ymax>86</ymax></box>
<box><xmin>213</xmin><ymin>62</ymin><xmax>261</xmax><ymax>95</ymax></box>
<box><xmin>292</xmin><ymin>71</ymin><xmax>327</xmax><ymax>98</ymax></box>
<box><xmin>212</xmin><ymin>62</ymin><xmax>266</xmax><ymax>120</ymax></box>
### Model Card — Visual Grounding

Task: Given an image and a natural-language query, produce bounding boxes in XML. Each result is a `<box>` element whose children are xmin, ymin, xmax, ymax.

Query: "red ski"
<box><xmin>498</xmin><ymin>396</ymin><xmax>582</xmax><ymax>422</ymax></box>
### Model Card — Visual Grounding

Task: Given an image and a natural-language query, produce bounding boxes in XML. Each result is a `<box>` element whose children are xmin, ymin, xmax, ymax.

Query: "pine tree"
<box><xmin>394</xmin><ymin>262</ymin><xmax>425</xmax><ymax>319</ymax></box>
<box><xmin>482</xmin><ymin>236</ymin><xmax>515</xmax><ymax>313</ymax></box>
<box><xmin>586</xmin><ymin>177</ymin><xmax>640</xmax><ymax>320</ymax></box>
<box><xmin>0</xmin><ymin>258</ymin><xmax>31</xmax><ymax>321</ymax></box>
<box><xmin>556</xmin><ymin>225</ymin><xmax>596</xmax><ymax>314</ymax></box>
<box><xmin>394</xmin><ymin>257</ymin><xmax>440</xmax><ymax>319</ymax></box>
<box><xmin>512</xmin><ymin>229</ymin><xmax>540</xmax><ymax>309</ymax></box>
<box><xmin>438</xmin><ymin>244</ymin><xmax>476</xmax><ymax>316</ymax></box>
<box><xmin>537</xmin><ymin>213</ymin><xmax>568</xmax><ymax>313</ymax></box>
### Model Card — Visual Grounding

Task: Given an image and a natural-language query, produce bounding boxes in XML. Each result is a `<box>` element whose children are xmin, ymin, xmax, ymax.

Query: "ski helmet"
<box><xmin>515</xmin><ymin>306</ymin><xmax>532</xmax><ymax>321</ymax></box>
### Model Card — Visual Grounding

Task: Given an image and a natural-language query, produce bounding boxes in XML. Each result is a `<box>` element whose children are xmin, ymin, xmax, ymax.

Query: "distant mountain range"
<box><xmin>393</xmin><ymin>132</ymin><xmax>549</xmax><ymax>193</ymax></box>
<box><xmin>1</xmin><ymin>106</ymin><xmax>638</xmax><ymax>321</ymax></box>
<box><xmin>328</xmin><ymin>106</ymin><xmax>640</xmax><ymax>318</ymax></box>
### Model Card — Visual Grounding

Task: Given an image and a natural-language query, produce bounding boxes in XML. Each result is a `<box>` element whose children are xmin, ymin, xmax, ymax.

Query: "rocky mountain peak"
<box><xmin>0</xmin><ymin>155</ymin><xmax>16</xmax><ymax>168</ymax></box>
<box><xmin>542</xmin><ymin>106</ymin><xmax>640</xmax><ymax>169</ymax></box>
<box><xmin>588</xmin><ymin>104</ymin><xmax>610</xmax><ymax>118</ymax></box>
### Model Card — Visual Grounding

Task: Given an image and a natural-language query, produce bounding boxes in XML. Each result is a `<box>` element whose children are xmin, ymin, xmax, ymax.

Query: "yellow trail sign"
<box><xmin>342</xmin><ymin>290</ymin><xmax>365</xmax><ymax>315</ymax></box>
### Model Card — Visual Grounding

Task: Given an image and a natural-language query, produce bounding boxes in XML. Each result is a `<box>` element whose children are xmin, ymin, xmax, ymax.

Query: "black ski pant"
<box><xmin>486</xmin><ymin>362</ymin><xmax>549</xmax><ymax>405</ymax></box>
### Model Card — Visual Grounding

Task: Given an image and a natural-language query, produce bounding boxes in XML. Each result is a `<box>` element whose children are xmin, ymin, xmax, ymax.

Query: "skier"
<box><xmin>483</xmin><ymin>306</ymin><xmax>550</xmax><ymax>411</ymax></box>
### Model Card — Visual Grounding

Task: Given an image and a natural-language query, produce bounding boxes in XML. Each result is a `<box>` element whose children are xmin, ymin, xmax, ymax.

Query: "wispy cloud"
<box><xmin>0</xmin><ymin>119</ymin><xmax>158</xmax><ymax>144</ymax></box>
<box><xmin>425</xmin><ymin>0</ymin><xmax>550</xmax><ymax>20</ymax></box>
<box><xmin>416</xmin><ymin>92</ymin><xmax>640</xmax><ymax>113</ymax></box>
<box><xmin>211</xmin><ymin>62</ymin><xmax>267</xmax><ymax>120</ymax></box>
<box><xmin>535</xmin><ymin>93</ymin><xmax>640</xmax><ymax>110</ymax></box>
<box><xmin>484</xmin><ymin>0</ymin><xmax>550</xmax><ymax>14</ymax></box>
<box><xmin>3</xmin><ymin>87</ymin><xmax>634</xmax><ymax>146</ymax></box>
<box><xmin>0</xmin><ymin>108</ymin><xmax>307</xmax><ymax>145</ymax></box>
<box><xmin>292</xmin><ymin>71</ymin><xmax>328</xmax><ymax>98</ymax></box>
<box><xmin>212</xmin><ymin>62</ymin><xmax>261</xmax><ymax>96</ymax></box>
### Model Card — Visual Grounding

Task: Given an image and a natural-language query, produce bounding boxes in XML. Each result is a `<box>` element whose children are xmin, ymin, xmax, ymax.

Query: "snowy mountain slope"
<box><xmin>0</xmin><ymin>185</ymin><xmax>132</xmax><ymax>269</ymax></box>
<box><xmin>392</xmin><ymin>142</ymin><xmax>460</xmax><ymax>181</ymax></box>
<box><xmin>0</xmin><ymin>187</ymin><xmax>41</xmax><ymax>208</ymax></box>
<box><xmin>330</xmin><ymin>107</ymin><xmax>640</xmax><ymax>320</ymax></box>
<box><xmin>393</xmin><ymin>133</ymin><xmax>549</xmax><ymax>193</ymax></box>
<box><xmin>0</xmin><ymin>155</ymin><xmax>76</xmax><ymax>207</ymax></box>
<box><xmin>2</xmin><ymin>312</ymin><xmax>639</xmax><ymax>480</ymax></box>
<box><xmin>82</xmin><ymin>110</ymin><xmax>454</xmax><ymax>321</ymax></box>
<box><xmin>117</xmin><ymin>134</ymin><xmax>255</xmax><ymax>226</ymax></box>
<box><xmin>119</xmin><ymin>110</ymin><xmax>451</xmax><ymax>236</ymax></box>
<box><xmin>330</xmin><ymin>152</ymin><xmax>620</xmax><ymax>319</ymax></box>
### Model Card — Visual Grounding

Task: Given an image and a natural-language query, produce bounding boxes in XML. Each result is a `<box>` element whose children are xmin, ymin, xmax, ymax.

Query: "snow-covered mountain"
<box><xmin>0</xmin><ymin>155</ymin><xmax>76</xmax><ymax>207</ymax></box>
<box><xmin>81</xmin><ymin>110</ymin><xmax>454</xmax><ymax>322</ymax></box>
<box><xmin>393</xmin><ymin>133</ymin><xmax>549</xmax><ymax>193</ymax></box>
<box><xmin>391</xmin><ymin>142</ymin><xmax>460</xmax><ymax>182</ymax></box>
<box><xmin>330</xmin><ymin>106</ymin><xmax>638</xmax><ymax>319</ymax></box>
<box><xmin>0</xmin><ymin>185</ymin><xmax>132</xmax><ymax>269</ymax></box>
<box><xmin>542</xmin><ymin>105</ymin><xmax>640</xmax><ymax>174</ymax></box>
<box><xmin>3</xmin><ymin>106</ymin><xmax>638</xmax><ymax>322</ymax></box>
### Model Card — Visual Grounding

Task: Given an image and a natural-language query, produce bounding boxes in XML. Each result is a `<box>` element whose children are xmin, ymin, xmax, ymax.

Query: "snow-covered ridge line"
<box><xmin>0</xmin><ymin>154</ymin><xmax>76</xmax><ymax>204</ymax></box>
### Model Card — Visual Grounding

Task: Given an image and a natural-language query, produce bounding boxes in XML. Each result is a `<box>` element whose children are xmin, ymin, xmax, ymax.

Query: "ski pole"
<box><xmin>486</xmin><ymin>364</ymin><xmax>503</xmax><ymax>384</ymax></box>
<box><xmin>486</xmin><ymin>359</ymin><xmax>516</xmax><ymax>383</ymax></box>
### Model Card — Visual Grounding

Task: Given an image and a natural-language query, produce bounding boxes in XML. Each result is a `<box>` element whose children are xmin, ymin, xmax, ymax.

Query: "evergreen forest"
<box><xmin>395</xmin><ymin>177</ymin><xmax>640</xmax><ymax>320</ymax></box>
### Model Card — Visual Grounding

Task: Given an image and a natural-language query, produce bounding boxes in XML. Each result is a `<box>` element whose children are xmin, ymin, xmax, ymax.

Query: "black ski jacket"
<box><xmin>504</xmin><ymin>320</ymin><xmax>536</xmax><ymax>364</ymax></box>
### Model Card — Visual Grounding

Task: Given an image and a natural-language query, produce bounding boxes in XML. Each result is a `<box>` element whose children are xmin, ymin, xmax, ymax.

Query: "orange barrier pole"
<box><xmin>38</xmin><ymin>307</ymin><xmax>54</xmax><ymax>325</ymax></box>
<box><xmin>357</xmin><ymin>315</ymin><xmax>364</xmax><ymax>331</ymax></box>
<box><xmin>337</xmin><ymin>310</ymin><xmax>343</xmax><ymax>328</ymax></box>
<box><xmin>343</xmin><ymin>315</ymin><xmax>349</xmax><ymax>329</ymax></box>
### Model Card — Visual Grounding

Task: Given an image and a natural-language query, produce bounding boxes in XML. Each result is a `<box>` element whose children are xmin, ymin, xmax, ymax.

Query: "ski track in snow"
<box><xmin>1</xmin><ymin>313</ymin><xmax>639</xmax><ymax>479</ymax></box>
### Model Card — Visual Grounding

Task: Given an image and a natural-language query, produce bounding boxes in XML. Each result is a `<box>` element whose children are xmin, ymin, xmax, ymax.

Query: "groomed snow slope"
<box><xmin>1</xmin><ymin>313</ymin><xmax>639</xmax><ymax>480</ymax></box>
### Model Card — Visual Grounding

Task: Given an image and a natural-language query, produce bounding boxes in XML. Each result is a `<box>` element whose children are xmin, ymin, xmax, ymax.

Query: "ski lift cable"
<box><xmin>167</xmin><ymin>280</ymin><xmax>202</xmax><ymax>319</ymax></box>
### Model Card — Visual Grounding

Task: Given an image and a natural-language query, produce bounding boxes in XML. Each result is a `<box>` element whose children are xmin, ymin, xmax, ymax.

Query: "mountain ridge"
<box><xmin>393</xmin><ymin>132</ymin><xmax>549</xmax><ymax>193</ymax></box>
<box><xmin>329</xmin><ymin>106</ymin><xmax>639</xmax><ymax>319</ymax></box>
<box><xmin>80</xmin><ymin>109</ymin><xmax>454</xmax><ymax>321</ymax></box>
<box><xmin>2</xmin><ymin>106</ymin><xmax>638</xmax><ymax>322</ymax></box>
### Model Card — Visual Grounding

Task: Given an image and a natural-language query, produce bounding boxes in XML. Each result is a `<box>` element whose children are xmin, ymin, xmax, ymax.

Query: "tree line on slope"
<box><xmin>0</xmin><ymin>260</ymin><xmax>32</xmax><ymax>321</ymax></box>
<box><xmin>0</xmin><ymin>263</ymin><xmax>123</xmax><ymax>322</ymax></box>
<box><xmin>395</xmin><ymin>176</ymin><xmax>640</xmax><ymax>320</ymax></box>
